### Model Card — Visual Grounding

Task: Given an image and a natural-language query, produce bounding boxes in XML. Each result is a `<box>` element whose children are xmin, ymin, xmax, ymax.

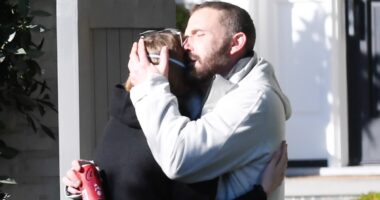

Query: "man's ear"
<box><xmin>229</xmin><ymin>32</ymin><xmax>247</xmax><ymax>55</ymax></box>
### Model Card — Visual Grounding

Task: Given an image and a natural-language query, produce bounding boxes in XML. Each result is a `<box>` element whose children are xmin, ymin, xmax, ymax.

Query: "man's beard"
<box><xmin>187</xmin><ymin>41</ymin><xmax>231</xmax><ymax>82</ymax></box>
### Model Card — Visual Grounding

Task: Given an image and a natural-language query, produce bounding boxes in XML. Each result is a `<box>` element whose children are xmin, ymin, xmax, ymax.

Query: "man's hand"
<box><xmin>127</xmin><ymin>38</ymin><xmax>170</xmax><ymax>87</ymax></box>
<box><xmin>261</xmin><ymin>141</ymin><xmax>288</xmax><ymax>194</ymax></box>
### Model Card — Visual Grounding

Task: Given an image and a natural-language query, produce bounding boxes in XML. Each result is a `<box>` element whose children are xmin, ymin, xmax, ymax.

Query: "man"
<box><xmin>128</xmin><ymin>2</ymin><xmax>291</xmax><ymax>199</ymax></box>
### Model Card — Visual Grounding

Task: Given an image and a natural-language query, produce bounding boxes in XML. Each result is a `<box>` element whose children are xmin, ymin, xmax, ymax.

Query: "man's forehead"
<box><xmin>190</xmin><ymin>7</ymin><xmax>222</xmax><ymax>22</ymax></box>
<box><xmin>185</xmin><ymin>8</ymin><xmax>222</xmax><ymax>34</ymax></box>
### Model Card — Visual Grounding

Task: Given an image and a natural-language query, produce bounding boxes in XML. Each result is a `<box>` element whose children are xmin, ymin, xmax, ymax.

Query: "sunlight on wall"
<box><xmin>277</xmin><ymin>0</ymin><xmax>333</xmax><ymax>159</ymax></box>
<box><xmin>291</xmin><ymin>3</ymin><xmax>317</xmax><ymax>43</ymax></box>
<box><xmin>326</xmin><ymin>92</ymin><xmax>336</xmax><ymax>160</ymax></box>
<box><xmin>291</xmin><ymin>2</ymin><xmax>332</xmax><ymax>50</ymax></box>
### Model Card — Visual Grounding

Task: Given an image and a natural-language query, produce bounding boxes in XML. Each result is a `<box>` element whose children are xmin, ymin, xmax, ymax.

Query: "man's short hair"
<box><xmin>191</xmin><ymin>1</ymin><xmax>256</xmax><ymax>54</ymax></box>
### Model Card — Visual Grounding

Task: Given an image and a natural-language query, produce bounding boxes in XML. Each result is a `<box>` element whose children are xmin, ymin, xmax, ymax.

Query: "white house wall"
<box><xmin>251</xmin><ymin>0</ymin><xmax>347</xmax><ymax>165</ymax></box>
<box><xmin>270</xmin><ymin>0</ymin><xmax>333</xmax><ymax>160</ymax></box>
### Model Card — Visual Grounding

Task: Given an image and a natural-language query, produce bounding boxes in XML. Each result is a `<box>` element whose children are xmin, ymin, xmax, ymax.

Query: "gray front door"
<box><xmin>346</xmin><ymin>0</ymin><xmax>380</xmax><ymax>165</ymax></box>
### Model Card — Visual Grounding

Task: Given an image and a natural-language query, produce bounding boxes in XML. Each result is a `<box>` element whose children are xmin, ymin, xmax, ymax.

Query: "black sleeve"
<box><xmin>233</xmin><ymin>185</ymin><xmax>267</xmax><ymax>200</ymax></box>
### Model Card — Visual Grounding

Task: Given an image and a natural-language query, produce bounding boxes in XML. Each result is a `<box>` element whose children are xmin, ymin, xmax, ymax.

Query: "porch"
<box><xmin>285</xmin><ymin>166</ymin><xmax>380</xmax><ymax>199</ymax></box>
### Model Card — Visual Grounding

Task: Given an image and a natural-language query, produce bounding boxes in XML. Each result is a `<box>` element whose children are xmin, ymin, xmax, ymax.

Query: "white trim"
<box><xmin>250</xmin><ymin>1</ymin><xmax>273</xmax><ymax>61</ymax></box>
<box><xmin>320</xmin><ymin>166</ymin><xmax>380</xmax><ymax>176</ymax></box>
<box><xmin>328</xmin><ymin>0</ymin><xmax>349</xmax><ymax>167</ymax></box>
<box><xmin>57</xmin><ymin>0</ymin><xmax>80</xmax><ymax>199</ymax></box>
<box><xmin>288</xmin><ymin>166</ymin><xmax>380</xmax><ymax>176</ymax></box>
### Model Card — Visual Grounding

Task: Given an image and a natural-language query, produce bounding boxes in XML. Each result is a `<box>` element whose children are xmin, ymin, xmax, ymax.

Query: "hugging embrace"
<box><xmin>63</xmin><ymin>2</ymin><xmax>291</xmax><ymax>200</ymax></box>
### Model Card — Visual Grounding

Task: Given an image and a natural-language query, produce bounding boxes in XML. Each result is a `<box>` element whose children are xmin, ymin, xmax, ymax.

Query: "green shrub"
<box><xmin>358</xmin><ymin>192</ymin><xmax>380</xmax><ymax>200</ymax></box>
<box><xmin>1</xmin><ymin>0</ymin><xmax>55</xmax><ymax>198</ymax></box>
<box><xmin>176</xmin><ymin>4</ymin><xmax>190</xmax><ymax>32</ymax></box>
<box><xmin>0</xmin><ymin>0</ymin><xmax>56</xmax><ymax>138</ymax></box>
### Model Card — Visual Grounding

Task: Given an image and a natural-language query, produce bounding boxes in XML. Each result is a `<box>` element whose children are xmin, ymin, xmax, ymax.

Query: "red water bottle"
<box><xmin>75</xmin><ymin>163</ymin><xmax>105</xmax><ymax>200</ymax></box>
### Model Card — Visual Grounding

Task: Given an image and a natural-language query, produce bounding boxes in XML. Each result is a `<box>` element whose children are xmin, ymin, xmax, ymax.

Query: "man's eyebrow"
<box><xmin>184</xmin><ymin>29</ymin><xmax>204</xmax><ymax>36</ymax></box>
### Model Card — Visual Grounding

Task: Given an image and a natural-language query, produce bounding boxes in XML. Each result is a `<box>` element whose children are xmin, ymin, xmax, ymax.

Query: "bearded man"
<box><xmin>128</xmin><ymin>2</ymin><xmax>292</xmax><ymax>199</ymax></box>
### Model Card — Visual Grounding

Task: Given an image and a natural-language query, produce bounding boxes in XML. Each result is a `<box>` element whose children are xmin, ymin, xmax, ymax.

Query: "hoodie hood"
<box><xmin>109</xmin><ymin>85</ymin><xmax>141</xmax><ymax>128</ymax></box>
<box><xmin>222</xmin><ymin>52</ymin><xmax>292</xmax><ymax>120</ymax></box>
<box><xmin>252</xmin><ymin>56</ymin><xmax>292</xmax><ymax>120</ymax></box>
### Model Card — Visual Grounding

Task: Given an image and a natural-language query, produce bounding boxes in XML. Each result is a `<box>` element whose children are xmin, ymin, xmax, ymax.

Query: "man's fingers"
<box><xmin>127</xmin><ymin>38</ymin><xmax>169</xmax><ymax>86</ymax></box>
<box><xmin>137</xmin><ymin>38</ymin><xmax>149</xmax><ymax>63</ymax></box>
<box><xmin>157</xmin><ymin>46</ymin><xmax>169</xmax><ymax>77</ymax></box>
<box><xmin>269</xmin><ymin>143</ymin><xmax>283</xmax><ymax>167</ymax></box>
<box><xmin>128</xmin><ymin>42</ymin><xmax>140</xmax><ymax>86</ymax></box>
<box><xmin>129</xmin><ymin>42</ymin><xmax>139</xmax><ymax>62</ymax></box>
<box><xmin>279</xmin><ymin>142</ymin><xmax>288</xmax><ymax>169</ymax></box>
<box><xmin>273</xmin><ymin>141</ymin><xmax>285</xmax><ymax>166</ymax></box>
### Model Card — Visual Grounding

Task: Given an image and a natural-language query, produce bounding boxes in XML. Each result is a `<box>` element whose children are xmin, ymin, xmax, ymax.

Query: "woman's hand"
<box><xmin>62</xmin><ymin>160</ymin><xmax>85</xmax><ymax>195</ymax></box>
<box><xmin>261</xmin><ymin>141</ymin><xmax>288</xmax><ymax>194</ymax></box>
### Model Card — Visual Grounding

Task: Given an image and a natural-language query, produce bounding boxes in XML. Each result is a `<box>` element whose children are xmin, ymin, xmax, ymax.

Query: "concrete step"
<box><xmin>284</xmin><ymin>167</ymin><xmax>380</xmax><ymax>199</ymax></box>
<box><xmin>285</xmin><ymin>195</ymin><xmax>359</xmax><ymax>200</ymax></box>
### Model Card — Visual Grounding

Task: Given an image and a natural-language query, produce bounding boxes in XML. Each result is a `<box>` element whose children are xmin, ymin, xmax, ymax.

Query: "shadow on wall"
<box><xmin>278</xmin><ymin>2</ymin><xmax>331</xmax><ymax>163</ymax></box>
<box><xmin>280</xmin><ymin>0</ymin><xmax>380</xmax><ymax>166</ymax></box>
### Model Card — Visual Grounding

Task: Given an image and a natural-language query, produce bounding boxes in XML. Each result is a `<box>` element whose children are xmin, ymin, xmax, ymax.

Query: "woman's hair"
<box><xmin>125</xmin><ymin>31</ymin><xmax>188</xmax><ymax>95</ymax></box>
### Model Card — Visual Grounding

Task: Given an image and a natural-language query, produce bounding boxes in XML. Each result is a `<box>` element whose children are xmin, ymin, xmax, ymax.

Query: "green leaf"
<box><xmin>41</xmin><ymin>124</ymin><xmax>55</xmax><ymax>140</ymax></box>
<box><xmin>30</xmin><ymin>25</ymin><xmax>48</xmax><ymax>33</ymax></box>
<box><xmin>15</xmin><ymin>48</ymin><xmax>26</xmax><ymax>55</ymax></box>
<box><xmin>7</xmin><ymin>32</ymin><xmax>16</xmax><ymax>43</ymax></box>
<box><xmin>0</xmin><ymin>192</ymin><xmax>11</xmax><ymax>200</ymax></box>
<box><xmin>30</xmin><ymin>10</ymin><xmax>51</xmax><ymax>17</ymax></box>
<box><xmin>26</xmin><ymin>24</ymin><xmax>38</xmax><ymax>29</ymax></box>
<box><xmin>0</xmin><ymin>176</ymin><xmax>17</xmax><ymax>184</ymax></box>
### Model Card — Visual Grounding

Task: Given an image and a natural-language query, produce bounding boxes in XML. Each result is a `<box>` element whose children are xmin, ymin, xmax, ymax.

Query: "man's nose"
<box><xmin>183</xmin><ymin>37</ymin><xmax>191</xmax><ymax>50</ymax></box>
